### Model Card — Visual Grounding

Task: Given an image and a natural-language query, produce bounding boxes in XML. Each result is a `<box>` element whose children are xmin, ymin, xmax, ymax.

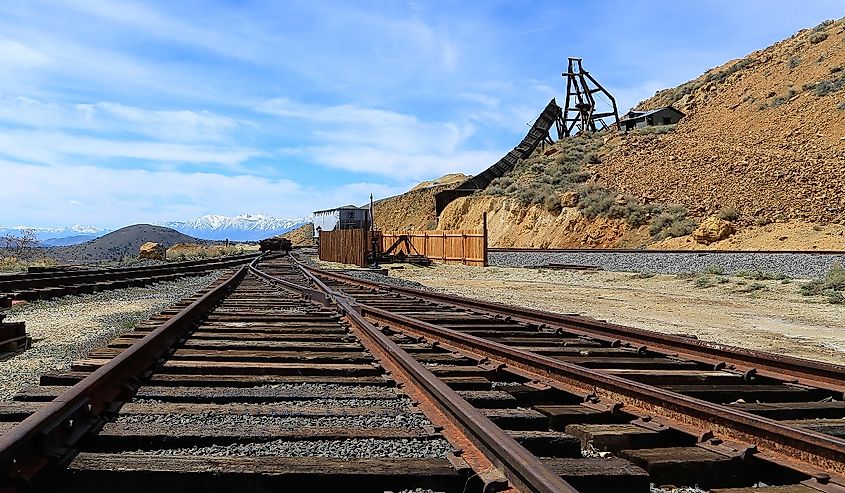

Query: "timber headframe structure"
<box><xmin>561</xmin><ymin>57</ymin><xmax>619</xmax><ymax>136</ymax></box>
<box><xmin>433</xmin><ymin>58</ymin><xmax>618</xmax><ymax>216</ymax></box>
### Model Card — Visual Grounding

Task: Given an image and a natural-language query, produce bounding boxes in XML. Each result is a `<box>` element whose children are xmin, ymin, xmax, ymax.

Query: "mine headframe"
<box><xmin>561</xmin><ymin>57</ymin><xmax>619</xmax><ymax>136</ymax></box>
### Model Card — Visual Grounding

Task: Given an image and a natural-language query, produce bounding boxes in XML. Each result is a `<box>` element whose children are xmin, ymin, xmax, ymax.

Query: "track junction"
<box><xmin>0</xmin><ymin>252</ymin><xmax>842</xmax><ymax>492</ymax></box>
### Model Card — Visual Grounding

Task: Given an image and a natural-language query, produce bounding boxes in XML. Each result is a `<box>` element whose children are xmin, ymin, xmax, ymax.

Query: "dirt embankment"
<box><xmin>438</xmin><ymin>195</ymin><xmax>649</xmax><ymax>248</ymax></box>
<box><xmin>281</xmin><ymin>223</ymin><xmax>316</xmax><ymax>247</ymax></box>
<box><xmin>374</xmin><ymin>174</ymin><xmax>469</xmax><ymax>231</ymax></box>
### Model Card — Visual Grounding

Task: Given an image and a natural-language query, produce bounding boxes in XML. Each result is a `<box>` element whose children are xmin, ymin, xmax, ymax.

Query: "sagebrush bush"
<box><xmin>717</xmin><ymin>207</ymin><xmax>738</xmax><ymax>221</ymax></box>
<box><xmin>800</xmin><ymin>262</ymin><xmax>845</xmax><ymax>300</ymax></box>
<box><xmin>809</xmin><ymin>32</ymin><xmax>828</xmax><ymax>44</ymax></box>
<box><xmin>650</xmin><ymin>205</ymin><xmax>697</xmax><ymax>239</ymax></box>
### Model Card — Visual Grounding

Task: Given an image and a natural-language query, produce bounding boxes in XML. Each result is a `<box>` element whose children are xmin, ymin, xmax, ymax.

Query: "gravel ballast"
<box><xmin>0</xmin><ymin>271</ymin><xmax>223</xmax><ymax>400</ymax></box>
<box><xmin>118</xmin><ymin>413</ymin><xmax>432</xmax><ymax>429</ymax></box>
<box><xmin>490</xmin><ymin>251</ymin><xmax>845</xmax><ymax>278</ymax></box>
<box><xmin>134</xmin><ymin>437</ymin><xmax>453</xmax><ymax>459</ymax></box>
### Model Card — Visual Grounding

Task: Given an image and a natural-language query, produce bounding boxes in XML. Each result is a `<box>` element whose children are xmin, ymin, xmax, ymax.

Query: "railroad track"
<box><xmin>0</xmin><ymin>253</ymin><xmax>842</xmax><ymax>492</ymax></box>
<box><xmin>0</xmin><ymin>253</ymin><xmax>260</xmax><ymax>302</ymax></box>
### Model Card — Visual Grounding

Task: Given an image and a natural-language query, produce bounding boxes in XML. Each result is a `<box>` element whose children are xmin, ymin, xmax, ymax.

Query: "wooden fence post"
<box><xmin>482</xmin><ymin>212</ymin><xmax>488</xmax><ymax>267</ymax></box>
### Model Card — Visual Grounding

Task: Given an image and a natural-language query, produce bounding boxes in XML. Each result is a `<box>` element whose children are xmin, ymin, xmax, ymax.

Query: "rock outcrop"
<box><xmin>692</xmin><ymin>217</ymin><xmax>736</xmax><ymax>244</ymax></box>
<box><xmin>139</xmin><ymin>242</ymin><xmax>166</xmax><ymax>260</ymax></box>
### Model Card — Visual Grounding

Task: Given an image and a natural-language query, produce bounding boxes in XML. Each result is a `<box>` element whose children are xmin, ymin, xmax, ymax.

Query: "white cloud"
<box><xmin>0</xmin><ymin>130</ymin><xmax>259</xmax><ymax>167</ymax></box>
<box><xmin>0</xmin><ymin>39</ymin><xmax>50</xmax><ymax>67</ymax></box>
<box><xmin>0</xmin><ymin>95</ymin><xmax>240</xmax><ymax>143</ymax></box>
<box><xmin>260</xmin><ymin>98</ymin><xmax>502</xmax><ymax>178</ymax></box>
<box><xmin>1</xmin><ymin>161</ymin><xmax>406</xmax><ymax>228</ymax></box>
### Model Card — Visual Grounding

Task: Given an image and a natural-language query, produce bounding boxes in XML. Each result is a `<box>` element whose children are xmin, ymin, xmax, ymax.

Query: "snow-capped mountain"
<box><xmin>0</xmin><ymin>224</ymin><xmax>105</xmax><ymax>243</ymax></box>
<box><xmin>164</xmin><ymin>214</ymin><xmax>309</xmax><ymax>241</ymax></box>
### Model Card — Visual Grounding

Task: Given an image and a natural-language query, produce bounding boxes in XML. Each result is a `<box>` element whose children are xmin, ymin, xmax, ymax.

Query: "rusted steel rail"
<box><xmin>0</xmin><ymin>253</ymin><xmax>259</xmax><ymax>302</ymax></box>
<box><xmin>292</xmin><ymin>261</ymin><xmax>577</xmax><ymax>493</ymax></box>
<box><xmin>304</xmin><ymin>267</ymin><xmax>845</xmax><ymax>393</ymax></box>
<box><xmin>0</xmin><ymin>265</ymin><xmax>248</xmax><ymax>490</ymax></box>
<box><xmin>295</xmin><ymin>260</ymin><xmax>845</xmax><ymax>489</ymax></box>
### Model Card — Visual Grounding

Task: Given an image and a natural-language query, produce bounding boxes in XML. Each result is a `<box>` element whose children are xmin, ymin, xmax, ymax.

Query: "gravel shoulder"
<box><xmin>0</xmin><ymin>271</ymin><xmax>223</xmax><ymax>400</ymax></box>
<box><xmin>353</xmin><ymin>262</ymin><xmax>845</xmax><ymax>366</ymax></box>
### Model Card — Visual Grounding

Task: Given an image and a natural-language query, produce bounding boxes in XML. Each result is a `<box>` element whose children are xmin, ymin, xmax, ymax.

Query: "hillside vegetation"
<box><xmin>596</xmin><ymin>18</ymin><xmax>845</xmax><ymax>227</ymax></box>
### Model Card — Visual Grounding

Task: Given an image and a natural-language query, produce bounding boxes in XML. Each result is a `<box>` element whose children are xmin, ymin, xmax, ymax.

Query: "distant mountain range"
<box><xmin>1</xmin><ymin>214</ymin><xmax>310</xmax><ymax>246</ymax></box>
<box><xmin>164</xmin><ymin>214</ymin><xmax>309</xmax><ymax>241</ymax></box>
<box><xmin>0</xmin><ymin>224</ymin><xmax>104</xmax><ymax>244</ymax></box>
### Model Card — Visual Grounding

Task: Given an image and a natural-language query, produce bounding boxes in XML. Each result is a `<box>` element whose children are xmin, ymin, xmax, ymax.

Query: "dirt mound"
<box><xmin>593</xmin><ymin>18</ymin><xmax>845</xmax><ymax>227</ymax></box>
<box><xmin>280</xmin><ymin>223</ymin><xmax>315</xmax><ymax>247</ymax></box>
<box><xmin>374</xmin><ymin>176</ymin><xmax>468</xmax><ymax>231</ymax></box>
<box><xmin>409</xmin><ymin>173</ymin><xmax>469</xmax><ymax>192</ymax></box>
<box><xmin>51</xmin><ymin>224</ymin><xmax>203</xmax><ymax>262</ymax></box>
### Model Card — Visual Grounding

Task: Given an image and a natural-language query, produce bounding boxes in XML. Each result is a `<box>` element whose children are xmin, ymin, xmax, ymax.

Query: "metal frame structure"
<box><xmin>561</xmin><ymin>57</ymin><xmax>619</xmax><ymax>136</ymax></box>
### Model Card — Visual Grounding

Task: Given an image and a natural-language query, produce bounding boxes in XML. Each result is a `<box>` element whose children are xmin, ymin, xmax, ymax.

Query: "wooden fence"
<box><xmin>319</xmin><ymin>214</ymin><xmax>488</xmax><ymax>267</ymax></box>
<box><xmin>318</xmin><ymin>228</ymin><xmax>373</xmax><ymax>267</ymax></box>
<box><xmin>380</xmin><ymin>229</ymin><xmax>487</xmax><ymax>266</ymax></box>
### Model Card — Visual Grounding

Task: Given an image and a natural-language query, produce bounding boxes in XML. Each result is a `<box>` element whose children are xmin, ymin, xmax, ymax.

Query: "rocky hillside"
<box><xmin>368</xmin><ymin>18</ymin><xmax>845</xmax><ymax>250</ymax></box>
<box><xmin>595</xmin><ymin>18</ymin><xmax>845</xmax><ymax>227</ymax></box>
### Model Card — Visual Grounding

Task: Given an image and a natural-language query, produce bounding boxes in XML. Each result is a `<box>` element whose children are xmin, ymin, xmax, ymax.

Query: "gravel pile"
<box><xmin>0</xmin><ymin>271</ymin><xmax>223</xmax><ymax>400</ymax></box>
<box><xmin>135</xmin><ymin>437</ymin><xmax>452</xmax><ymax>459</ymax></box>
<box><xmin>491</xmin><ymin>251</ymin><xmax>845</xmax><ymax>278</ymax></box>
<box><xmin>118</xmin><ymin>413</ymin><xmax>432</xmax><ymax>429</ymax></box>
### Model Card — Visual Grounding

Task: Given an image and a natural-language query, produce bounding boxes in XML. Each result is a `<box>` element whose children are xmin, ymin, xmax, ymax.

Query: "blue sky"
<box><xmin>1</xmin><ymin>0</ymin><xmax>842</xmax><ymax>228</ymax></box>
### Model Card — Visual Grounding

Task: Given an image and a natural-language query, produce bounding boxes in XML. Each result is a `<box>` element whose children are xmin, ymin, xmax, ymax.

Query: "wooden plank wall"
<box><xmin>318</xmin><ymin>229</ymin><xmax>371</xmax><ymax>267</ymax></box>
<box><xmin>319</xmin><ymin>214</ymin><xmax>488</xmax><ymax>267</ymax></box>
<box><xmin>380</xmin><ymin>228</ymin><xmax>487</xmax><ymax>266</ymax></box>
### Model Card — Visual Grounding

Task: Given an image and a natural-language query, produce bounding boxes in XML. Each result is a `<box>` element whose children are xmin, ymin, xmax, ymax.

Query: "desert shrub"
<box><xmin>838</xmin><ymin>101</ymin><xmax>845</xmax><ymax>111</ymax></box>
<box><xmin>577</xmin><ymin>185</ymin><xmax>615</xmax><ymax>218</ymax></box>
<box><xmin>543</xmin><ymin>194</ymin><xmax>562</xmax><ymax>214</ymax></box>
<box><xmin>810</xmin><ymin>32</ymin><xmax>829</xmax><ymax>44</ymax></box>
<box><xmin>800</xmin><ymin>262</ymin><xmax>845</xmax><ymax>298</ymax></box>
<box><xmin>717</xmin><ymin>207</ymin><xmax>738</xmax><ymax>221</ymax></box>
<box><xmin>694</xmin><ymin>275</ymin><xmax>715</xmax><ymax>288</ymax></box>
<box><xmin>702</xmin><ymin>265</ymin><xmax>725</xmax><ymax>275</ymax></box>
<box><xmin>650</xmin><ymin>205</ymin><xmax>697</xmax><ymax>239</ymax></box>
<box><xmin>736</xmin><ymin>282</ymin><xmax>767</xmax><ymax>293</ymax></box>
<box><xmin>826</xmin><ymin>290</ymin><xmax>845</xmax><ymax>304</ymax></box>
<box><xmin>814</xmin><ymin>19</ymin><xmax>834</xmax><ymax>31</ymax></box>
<box><xmin>754</xmin><ymin>216</ymin><xmax>772</xmax><ymax>226</ymax></box>
<box><xmin>806</xmin><ymin>74</ymin><xmax>845</xmax><ymax>96</ymax></box>
<box><xmin>830</xmin><ymin>65</ymin><xmax>843</xmax><ymax>74</ymax></box>
<box><xmin>787</xmin><ymin>56</ymin><xmax>801</xmax><ymax>69</ymax></box>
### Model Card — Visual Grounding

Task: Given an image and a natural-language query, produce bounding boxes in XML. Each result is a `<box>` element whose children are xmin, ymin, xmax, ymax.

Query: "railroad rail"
<box><xmin>295</xmin><ymin>257</ymin><xmax>845</xmax><ymax>492</ymax></box>
<box><xmin>0</xmin><ymin>253</ymin><xmax>260</xmax><ymax>302</ymax></box>
<box><xmin>0</xmin><ymin>253</ymin><xmax>842</xmax><ymax>492</ymax></box>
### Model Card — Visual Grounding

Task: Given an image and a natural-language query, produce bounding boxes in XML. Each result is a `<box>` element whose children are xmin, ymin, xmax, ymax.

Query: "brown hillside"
<box><xmin>594</xmin><ymin>18</ymin><xmax>845</xmax><ymax>226</ymax></box>
<box><xmin>374</xmin><ymin>174</ymin><xmax>469</xmax><ymax>230</ymax></box>
<box><xmin>280</xmin><ymin>223</ymin><xmax>315</xmax><ymax>247</ymax></box>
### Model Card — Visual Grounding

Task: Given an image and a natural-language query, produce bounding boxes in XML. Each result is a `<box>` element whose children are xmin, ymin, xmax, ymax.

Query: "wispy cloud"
<box><xmin>2</xmin><ymin>160</ymin><xmax>405</xmax><ymax>228</ymax></box>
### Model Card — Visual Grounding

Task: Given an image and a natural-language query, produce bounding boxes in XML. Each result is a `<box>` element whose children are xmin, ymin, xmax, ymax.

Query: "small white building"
<box><xmin>312</xmin><ymin>206</ymin><xmax>372</xmax><ymax>238</ymax></box>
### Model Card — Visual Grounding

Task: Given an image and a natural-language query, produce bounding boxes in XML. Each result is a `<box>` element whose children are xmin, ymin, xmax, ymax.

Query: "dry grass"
<box><xmin>0</xmin><ymin>256</ymin><xmax>59</xmax><ymax>273</ymax></box>
<box><xmin>165</xmin><ymin>243</ymin><xmax>258</xmax><ymax>261</ymax></box>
